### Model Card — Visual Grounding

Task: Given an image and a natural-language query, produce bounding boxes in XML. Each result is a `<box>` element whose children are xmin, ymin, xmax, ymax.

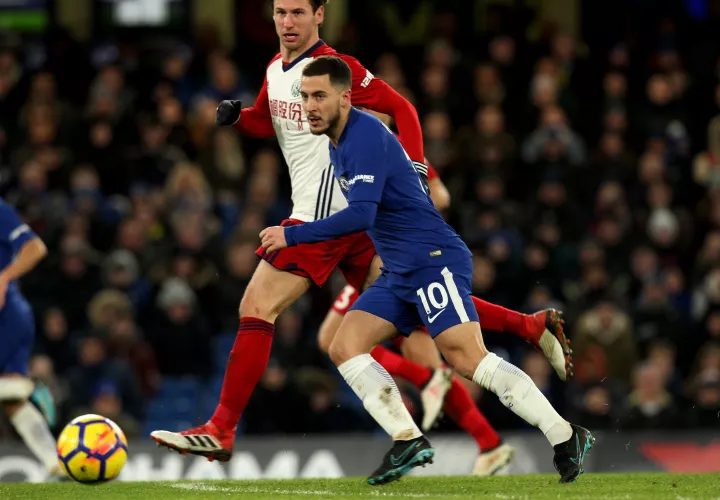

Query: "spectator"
<box><xmin>147</xmin><ymin>277</ymin><xmax>211</xmax><ymax>378</ymax></box>
<box><xmin>64</xmin><ymin>336</ymin><xmax>145</xmax><ymax>422</ymax></box>
<box><xmin>618</xmin><ymin>363</ymin><xmax>679</xmax><ymax>429</ymax></box>
<box><xmin>105</xmin><ymin>316</ymin><xmax>159</xmax><ymax>398</ymax></box>
<box><xmin>521</xmin><ymin>105</ymin><xmax>586</xmax><ymax>168</ymax></box>
<box><xmin>573</xmin><ymin>299</ymin><xmax>637</xmax><ymax>387</ymax></box>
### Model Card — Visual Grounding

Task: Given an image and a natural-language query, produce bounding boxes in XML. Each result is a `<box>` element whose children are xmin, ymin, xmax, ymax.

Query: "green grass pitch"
<box><xmin>0</xmin><ymin>474</ymin><xmax>720</xmax><ymax>500</ymax></box>
<box><xmin>1</xmin><ymin>474</ymin><xmax>720</xmax><ymax>500</ymax></box>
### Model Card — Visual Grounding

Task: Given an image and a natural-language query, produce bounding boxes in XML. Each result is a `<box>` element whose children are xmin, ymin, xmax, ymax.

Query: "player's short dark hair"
<box><xmin>302</xmin><ymin>55</ymin><xmax>351</xmax><ymax>89</ymax></box>
<box><xmin>309</xmin><ymin>0</ymin><xmax>327</xmax><ymax>12</ymax></box>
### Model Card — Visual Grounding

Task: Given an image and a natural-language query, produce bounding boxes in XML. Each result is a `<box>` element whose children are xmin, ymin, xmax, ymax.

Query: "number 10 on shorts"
<box><xmin>416</xmin><ymin>267</ymin><xmax>470</xmax><ymax>324</ymax></box>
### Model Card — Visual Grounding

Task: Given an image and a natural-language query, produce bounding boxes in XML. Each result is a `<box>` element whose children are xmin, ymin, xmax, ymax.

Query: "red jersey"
<box><xmin>233</xmin><ymin>40</ymin><xmax>424</xmax><ymax>222</ymax></box>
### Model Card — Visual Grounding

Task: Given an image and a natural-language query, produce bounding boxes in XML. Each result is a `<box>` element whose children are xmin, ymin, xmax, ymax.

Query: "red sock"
<box><xmin>371</xmin><ymin>345</ymin><xmax>433</xmax><ymax>387</ymax></box>
<box><xmin>443</xmin><ymin>375</ymin><xmax>501</xmax><ymax>452</ymax></box>
<box><xmin>471</xmin><ymin>296</ymin><xmax>540</xmax><ymax>343</ymax></box>
<box><xmin>210</xmin><ymin>317</ymin><xmax>274</xmax><ymax>431</ymax></box>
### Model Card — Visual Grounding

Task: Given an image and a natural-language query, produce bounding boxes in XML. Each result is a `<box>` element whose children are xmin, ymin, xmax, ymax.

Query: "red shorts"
<box><xmin>330</xmin><ymin>284</ymin><xmax>430</xmax><ymax>349</ymax></box>
<box><xmin>256</xmin><ymin>219</ymin><xmax>376</xmax><ymax>290</ymax></box>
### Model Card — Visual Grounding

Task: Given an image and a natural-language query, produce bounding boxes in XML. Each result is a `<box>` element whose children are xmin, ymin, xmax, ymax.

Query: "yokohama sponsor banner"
<box><xmin>2</xmin><ymin>432</ymin><xmax>720</xmax><ymax>482</ymax></box>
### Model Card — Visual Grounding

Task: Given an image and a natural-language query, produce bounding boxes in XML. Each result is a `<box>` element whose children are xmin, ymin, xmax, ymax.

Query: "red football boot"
<box><xmin>526</xmin><ymin>309</ymin><xmax>573</xmax><ymax>381</ymax></box>
<box><xmin>150</xmin><ymin>421</ymin><xmax>235</xmax><ymax>462</ymax></box>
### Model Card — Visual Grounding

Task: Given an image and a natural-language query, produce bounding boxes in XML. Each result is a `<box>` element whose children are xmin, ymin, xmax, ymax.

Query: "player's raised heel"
<box><xmin>367</xmin><ymin>436</ymin><xmax>435</xmax><ymax>486</ymax></box>
<box><xmin>553</xmin><ymin>424</ymin><xmax>595</xmax><ymax>484</ymax></box>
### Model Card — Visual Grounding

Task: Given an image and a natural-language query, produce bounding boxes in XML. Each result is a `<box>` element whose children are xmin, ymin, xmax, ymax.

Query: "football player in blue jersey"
<box><xmin>260</xmin><ymin>56</ymin><xmax>594</xmax><ymax>486</ymax></box>
<box><xmin>0</xmin><ymin>199</ymin><xmax>65</xmax><ymax>479</ymax></box>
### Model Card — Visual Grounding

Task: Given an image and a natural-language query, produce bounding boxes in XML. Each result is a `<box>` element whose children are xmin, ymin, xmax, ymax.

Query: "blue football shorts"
<box><xmin>0</xmin><ymin>296</ymin><xmax>35</xmax><ymax>376</ymax></box>
<box><xmin>350</xmin><ymin>259</ymin><xmax>479</xmax><ymax>338</ymax></box>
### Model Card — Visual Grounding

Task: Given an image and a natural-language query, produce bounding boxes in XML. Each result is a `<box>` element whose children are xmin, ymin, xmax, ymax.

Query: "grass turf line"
<box><xmin>0</xmin><ymin>473</ymin><xmax>719</xmax><ymax>500</ymax></box>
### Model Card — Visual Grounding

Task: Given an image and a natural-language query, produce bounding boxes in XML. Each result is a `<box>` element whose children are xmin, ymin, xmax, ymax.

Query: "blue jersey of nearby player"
<box><xmin>285</xmin><ymin>107</ymin><xmax>471</xmax><ymax>274</ymax></box>
<box><xmin>0</xmin><ymin>199</ymin><xmax>38</xmax><ymax>376</ymax></box>
<box><xmin>0</xmin><ymin>199</ymin><xmax>37</xmax><ymax>302</ymax></box>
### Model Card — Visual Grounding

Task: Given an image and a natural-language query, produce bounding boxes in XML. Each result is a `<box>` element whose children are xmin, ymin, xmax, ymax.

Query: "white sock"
<box><xmin>338</xmin><ymin>354</ymin><xmax>422</xmax><ymax>441</ymax></box>
<box><xmin>10</xmin><ymin>401</ymin><xmax>59</xmax><ymax>471</ymax></box>
<box><xmin>473</xmin><ymin>352</ymin><xmax>572</xmax><ymax>446</ymax></box>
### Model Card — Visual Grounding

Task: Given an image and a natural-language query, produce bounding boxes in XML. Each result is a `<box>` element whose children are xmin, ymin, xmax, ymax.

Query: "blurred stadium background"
<box><xmin>1</xmin><ymin>0</ymin><xmax>720</xmax><ymax>482</ymax></box>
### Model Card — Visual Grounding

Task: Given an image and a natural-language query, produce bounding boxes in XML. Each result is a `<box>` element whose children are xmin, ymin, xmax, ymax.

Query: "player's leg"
<box><xmin>151</xmin><ymin>259</ymin><xmax>312</xmax><ymax>460</ymax></box>
<box><xmin>400</xmin><ymin>331</ymin><xmax>513</xmax><ymax>476</ymax></box>
<box><xmin>425</xmin><ymin>269</ymin><xmax>591</xmax><ymax>482</ymax></box>
<box><xmin>395</xmin><ymin>332</ymin><xmax>452</xmax><ymax>431</ymax></box>
<box><xmin>470</xmin><ymin>296</ymin><xmax>572</xmax><ymax>381</ymax></box>
<box><xmin>321</xmin><ymin>285</ymin><xmax>440</xmax><ymax>392</ymax></box>
<box><xmin>318</xmin><ymin>285</ymin><xmax>357</xmax><ymax>353</ymax></box>
<box><xmin>0</xmin><ymin>387</ymin><xmax>64</xmax><ymax>478</ymax></box>
<box><xmin>337</xmin><ymin>243</ymin><xmax>452</xmax><ymax>426</ymax></box>
<box><xmin>0</xmin><ymin>311</ymin><xmax>63</xmax><ymax>479</ymax></box>
<box><xmin>433</xmin><ymin>322</ymin><xmax>593</xmax><ymax>483</ymax></box>
<box><xmin>328</xmin><ymin>283</ymin><xmax>434</xmax><ymax>486</ymax></box>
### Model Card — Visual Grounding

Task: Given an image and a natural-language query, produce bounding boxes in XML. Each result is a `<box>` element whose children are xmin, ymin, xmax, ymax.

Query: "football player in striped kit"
<box><xmin>150</xmin><ymin>0</ymin><xmax>572</xmax><ymax>470</ymax></box>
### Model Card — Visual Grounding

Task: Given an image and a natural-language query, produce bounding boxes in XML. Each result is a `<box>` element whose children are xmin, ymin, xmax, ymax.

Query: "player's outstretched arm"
<box><xmin>216</xmin><ymin>76</ymin><xmax>276</xmax><ymax>139</ymax></box>
<box><xmin>0</xmin><ymin>238</ymin><xmax>47</xmax><ymax>284</ymax></box>
<box><xmin>0</xmin><ymin>205</ymin><xmax>47</xmax><ymax>307</ymax></box>
<box><xmin>260</xmin><ymin>201</ymin><xmax>378</xmax><ymax>252</ymax></box>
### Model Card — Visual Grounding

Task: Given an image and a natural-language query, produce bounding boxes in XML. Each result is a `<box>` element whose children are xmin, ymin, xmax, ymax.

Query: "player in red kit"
<box><xmin>150</xmin><ymin>0</ymin><xmax>572</xmax><ymax>467</ymax></box>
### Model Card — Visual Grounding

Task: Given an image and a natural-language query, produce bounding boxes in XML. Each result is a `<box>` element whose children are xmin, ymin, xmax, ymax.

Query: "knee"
<box><xmin>443</xmin><ymin>345</ymin><xmax>489</xmax><ymax>381</ymax></box>
<box><xmin>328</xmin><ymin>337</ymin><xmax>353</xmax><ymax>367</ymax></box>
<box><xmin>239</xmin><ymin>286</ymin><xmax>277</xmax><ymax>322</ymax></box>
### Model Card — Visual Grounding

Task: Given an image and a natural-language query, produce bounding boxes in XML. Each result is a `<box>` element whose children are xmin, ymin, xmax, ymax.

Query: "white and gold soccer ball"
<box><xmin>56</xmin><ymin>414</ymin><xmax>128</xmax><ymax>484</ymax></box>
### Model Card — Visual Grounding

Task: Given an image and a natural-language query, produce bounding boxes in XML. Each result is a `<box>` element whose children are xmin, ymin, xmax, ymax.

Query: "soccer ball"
<box><xmin>56</xmin><ymin>414</ymin><xmax>128</xmax><ymax>484</ymax></box>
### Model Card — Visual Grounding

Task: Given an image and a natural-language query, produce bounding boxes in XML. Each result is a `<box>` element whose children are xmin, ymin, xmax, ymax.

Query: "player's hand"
<box><xmin>216</xmin><ymin>100</ymin><xmax>243</xmax><ymax>126</ymax></box>
<box><xmin>0</xmin><ymin>275</ymin><xmax>8</xmax><ymax>309</ymax></box>
<box><xmin>260</xmin><ymin>226</ymin><xmax>288</xmax><ymax>253</ymax></box>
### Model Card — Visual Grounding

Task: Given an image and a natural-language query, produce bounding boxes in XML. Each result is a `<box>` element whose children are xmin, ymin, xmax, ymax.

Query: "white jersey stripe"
<box><xmin>319</xmin><ymin>165</ymin><xmax>332</xmax><ymax>220</ymax></box>
<box><xmin>313</xmin><ymin>168</ymin><xmax>326</xmax><ymax>221</ymax></box>
<box><xmin>441</xmin><ymin>266</ymin><xmax>470</xmax><ymax>323</ymax></box>
<box><xmin>325</xmin><ymin>165</ymin><xmax>335</xmax><ymax>219</ymax></box>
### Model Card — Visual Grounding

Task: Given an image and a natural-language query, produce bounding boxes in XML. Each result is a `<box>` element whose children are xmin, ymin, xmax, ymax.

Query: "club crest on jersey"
<box><xmin>291</xmin><ymin>79</ymin><xmax>301</xmax><ymax>98</ymax></box>
<box><xmin>338</xmin><ymin>176</ymin><xmax>350</xmax><ymax>192</ymax></box>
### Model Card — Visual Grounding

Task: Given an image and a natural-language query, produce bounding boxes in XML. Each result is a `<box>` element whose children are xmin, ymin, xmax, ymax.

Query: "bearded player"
<box><xmin>260</xmin><ymin>56</ymin><xmax>593</xmax><ymax>485</ymax></box>
<box><xmin>317</xmin><ymin>111</ymin><xmax>535</xmax><ymax>475</ymax></box>
<box><xmin>150</xmin><ymin>0</ymin><xmax>571</xmax><ymax>465</ymax></box>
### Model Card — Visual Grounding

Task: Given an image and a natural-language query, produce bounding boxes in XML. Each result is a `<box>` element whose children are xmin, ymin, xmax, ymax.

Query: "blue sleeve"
<box><xmin>344</xmin><ymin>127</ymin><xmax>390</xmax><ymax>204</ymax></box>
<box><xmin>0</xmin><ymin>203</ymin><xmax>36</xmax><ymax>253</ymax></box>
<box><xmin>284</xmin><ymin>201</ymin><xmax>377</xmax><ymax>246</ymax></box>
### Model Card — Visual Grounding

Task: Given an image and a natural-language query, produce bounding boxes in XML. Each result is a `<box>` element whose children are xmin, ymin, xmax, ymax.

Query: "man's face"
<box><xmin>274</xmin><ymin>0</ymin><xmax>323</xmax><ymax>52</ymax></box>
<box><xmin>301</xmin><ymin>74</ymin><xmax>347</xmax><ymax>135</ymax></box>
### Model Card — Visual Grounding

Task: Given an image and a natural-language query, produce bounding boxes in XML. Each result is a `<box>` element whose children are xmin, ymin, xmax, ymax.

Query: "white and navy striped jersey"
<box><xmin>239</xmin><ymin>40</ymin><xmax>389</xmax><ymax>222</ymax></box>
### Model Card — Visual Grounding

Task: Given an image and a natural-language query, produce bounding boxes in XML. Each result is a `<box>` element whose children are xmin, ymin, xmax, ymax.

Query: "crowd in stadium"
<box><xmin>1</xmin><ymin>1</ymin><xmax>720</xmax><ymax>440</ymax></box>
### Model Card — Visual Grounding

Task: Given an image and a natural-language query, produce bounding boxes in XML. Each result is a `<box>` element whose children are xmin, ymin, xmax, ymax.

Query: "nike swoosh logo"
<box><xmin>428</xmin><ymin>309</ymin><xmax>446</xmax><ymax>324</ymax></box>
<box><xmin>390</xmin><ymin>442</ymin><xmax>420</xmax><ymax>466</ymax></box>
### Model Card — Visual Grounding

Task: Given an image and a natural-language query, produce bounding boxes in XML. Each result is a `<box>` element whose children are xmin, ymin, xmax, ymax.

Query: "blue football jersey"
<box><xmin>329</xmin><ymin>108</ymin><xmax>471</xmax><ymax>274</ymax></box>
<box><xmin>0</xmin><ymin>199</ymin><xmax>38</xmax><ymax>300</ymax></box>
